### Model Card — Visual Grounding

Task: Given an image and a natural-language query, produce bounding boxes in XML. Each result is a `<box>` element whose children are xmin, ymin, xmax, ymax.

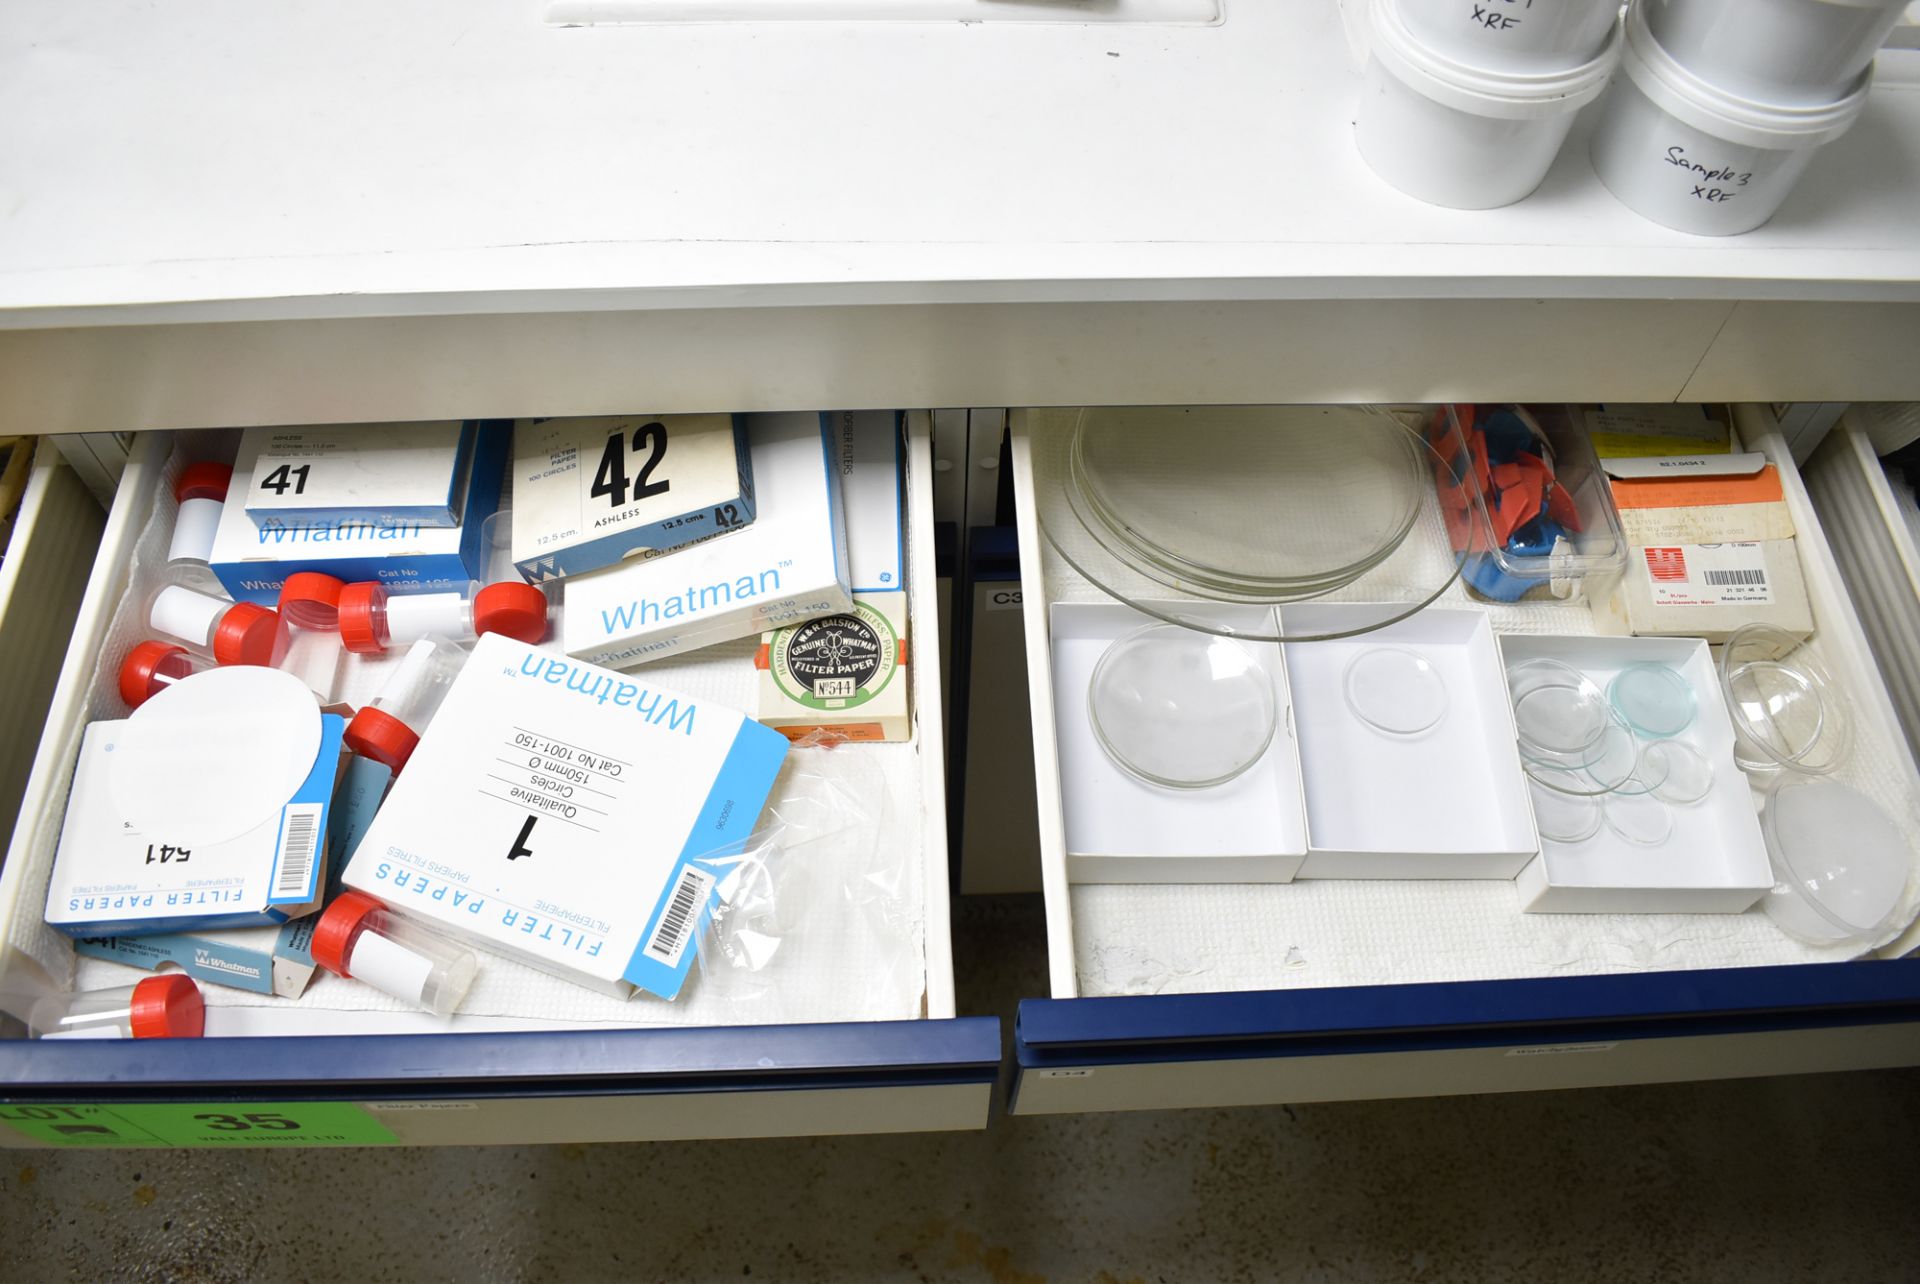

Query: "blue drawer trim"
<box><xmin>0</xmin><ymin>1017</ymin><xmax>1002</xmax><ymax>1103</ymax></box>
<box><xmin>1016</xmin><ymin>960</ymin><xmax>1920</xmax><ymax>1067</ymax></box>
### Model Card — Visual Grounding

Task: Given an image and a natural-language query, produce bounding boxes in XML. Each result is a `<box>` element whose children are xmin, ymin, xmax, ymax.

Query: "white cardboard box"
<box><xmin>241</xmin><ymin>421</ymin><xmax>474</xmax><ymax>529</ymax></box>
<box><xmin>1283</xmin><ymin>605</ymin><xmax>1538</xmax><ymax>880</ymax></box>
<box><xmin>1052</xmin><ymin>601</ymin><xmax>1308</xmax><ymax>884</ymax></box>
<box><xmin>1504</xmin><ymin>635</ymin><xmax>1773</xmax><ymax>914</ymax></box>
<box><xmin>562</xmin><ymin>412</ymin><xmax>849</xmax><ymax>668</ymax></box>
<box><xmin>343</xmin><ymin>633</ymin><xmax>790</xmax><ymax>999</ymax></box>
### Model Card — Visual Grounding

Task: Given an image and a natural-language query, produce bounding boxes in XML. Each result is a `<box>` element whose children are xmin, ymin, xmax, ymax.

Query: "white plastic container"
<box><xmin>1644</xmin><ymin>0</ymin><xmax>1906</xmax><ymax>107</ymax></box>
<box><xmin>1400</xmin><ymin>0</ymin><xmax>1620</xmax><ymax>74</ymax></box>
<box><xmin>1590</xmin><ymin>1</ymin><xmax>1870</xmax><ymax>235</ymax></box>
<box><xmin>1357</xmin><ymin>0</ymin><xmax>1623</xmax><ymax>209</ymax></box>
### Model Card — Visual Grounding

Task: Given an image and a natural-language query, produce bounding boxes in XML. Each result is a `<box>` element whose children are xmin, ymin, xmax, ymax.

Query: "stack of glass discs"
<box><xmin>1030</xmin><ymin>404</ymin><xmax>1468</xmax><ymax>789</ymax></box>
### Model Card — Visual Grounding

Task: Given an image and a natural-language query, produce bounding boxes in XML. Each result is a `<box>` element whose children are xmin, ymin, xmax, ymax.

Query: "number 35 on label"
<box><xmin>511</xmin><ymin>413</ymin><xmax>760</xmax><ymax>581</ymax></box>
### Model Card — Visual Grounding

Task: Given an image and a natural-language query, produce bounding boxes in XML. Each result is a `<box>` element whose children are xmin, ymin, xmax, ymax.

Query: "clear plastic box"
<box><xmin>1429</xmin><ymin>403</ymin><xmax>1628</xmax><ymax>604</ymax></box>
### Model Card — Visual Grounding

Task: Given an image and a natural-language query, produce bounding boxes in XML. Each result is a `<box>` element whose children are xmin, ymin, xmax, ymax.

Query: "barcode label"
<box><xmin>643</xmin><ymin>865</ymin><xmax>715</xmax><ymax>968</ymax></box>
<box><xmin>270</xmin><ymin>804</ymin><xmax>323</xmax><ymax>902</ymax></box>
<box><xmin>1642</xmin><ymin>541</ymin><xmax>1775</xmax><ymax>607</ymax></box>
<box><xmin>1704</xmin><ymin>568</ymin><xmax>1767</xmax><ymax>587</ymax></box>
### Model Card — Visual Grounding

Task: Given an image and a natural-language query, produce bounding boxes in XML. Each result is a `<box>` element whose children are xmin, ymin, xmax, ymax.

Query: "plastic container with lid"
<box><xmin>311</xmin><ymin>891</ymin><xmax>478</xmax><ymax>1017</ymax></box>
<box><xmin>1400</xmin><ymin>0</ymin><xmax>1620</xmax><ymax>75</ymax></box>
<box><xmin>147</xmin><ymin>584</ymin><xmax>286</xmax><ymax>668</ymax></box>
<box><xmin>343</xmin><ymin>637</ymin><xmax>467</xmax><ymax>773</ymax></box>
<box><xmin>26</xmin><ymin>975</ymin><xmax>205</xmax><ymax>1039</ymax></box>
<box><xmin>1356</xmin><ymin>0</ymin><xmax>1623</xmax><ymax>209</ymax></box>
<box><xmin>1433</xmin><ymin>404</ymin><xmax>1628</xmax><ymax>603</ymax></box>
<box><xmin>1643</xmin><ymin>0</ymin><xmax>1907</xmax><ymax>107</ymax></box>
<box><xmin>338</xmin><ymin>579</ymin><xmax>549</xmax><ymax>656</ymax></box>
<box><xmin>277</xmin><ymin>573</ymin><xmax>348</xmax><ymax>704</ymax></box>
<box><xmin>118</xmin><ymin>640</ymin><xmax>213</xmax><ymax>710</ymax></box>
<box><xmin>1589</xmin><ymin>0</ymin><xmax>1870</xmax><ymax>236</ymax></box>
<box><xmin>168</xmin><ymin>462</ymin><xmax>232</xmax><ymax>569</ymax></box>
<box><xmin>1759</xmin><ymin>779</ymin><xmax>1910</xmax><ymax>946</ymax></box>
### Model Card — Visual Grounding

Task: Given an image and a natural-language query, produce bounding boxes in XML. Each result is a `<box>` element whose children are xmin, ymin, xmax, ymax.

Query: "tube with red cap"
<box><xmin>338</xmin><ymin>579</ymin><xmax>549</xmax><ymax>656</ymax></box>
<box><xmin>168</xmin><ymin>462</ymin><xmax>231</xmax><ymax>570</ymax></box>
<box><xmin>146</xmin><ymin>584</ymin><xmax>286</xmax><ymax>667</ymax></box>
<box><xmin>27</xmin><ymin>975</ymin><xmax>205</xmax><ymax>1039</ymax></box>
<box><xmin>276</xmin><ymin>572</ymin><xmax>347</xmax><ymax>703</ymax></box>
<box><xmin>118</xmin><ymin>640</ymin><xmax>214</xmax><ymax>710</ymax></box>
<box><xmin>343</xmin><ymin>637</ymin><xmax>465</xmax><ymax>773</ymax></box>
<box><xmin>311</xmin><ymin>891</ymin><xmax>477</xmax><ymax>1017</ymax></box>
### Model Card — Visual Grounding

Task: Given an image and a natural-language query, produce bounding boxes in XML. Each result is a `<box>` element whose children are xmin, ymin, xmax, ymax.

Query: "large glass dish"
<box><xmin>1031</xmin><ymin>405</ymin><xmax>1466</xmax><ymax>643</ymax></box>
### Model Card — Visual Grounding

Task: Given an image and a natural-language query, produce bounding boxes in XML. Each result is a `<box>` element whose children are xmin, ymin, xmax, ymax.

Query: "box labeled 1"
<box><xmin>241</xmin><ymin>422</ymin><xmax>475</xmax><ymax>529</ymax></box>
<box><xmin>343</xmin><ymin>633</ymin><xmax>789</xmax><ymax>999</ymax></box>
<box><xmin>211</xmin><ymin>422</ymin><xmax>508</xmax><ymax>604</ymax></box>
<box><xmin>511</xmin><ymin>414</ymin><xmax>756</xmax><ymax>581</ymax></box>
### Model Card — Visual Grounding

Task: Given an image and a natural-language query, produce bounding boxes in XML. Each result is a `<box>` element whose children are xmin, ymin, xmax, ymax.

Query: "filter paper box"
<box><xmin>241</xmin><ymin>422</ymin><xmax>475</xmax><ymax>529</ymax></box>
<box><xmin>46</xmin><ymin>716</ymin><xmax>345</xmax><ymax>937</ymax></box>
<box><xmin>563</xmin><ymin>413</ymin><xmax>849</xmax><ymax>668</ymax></box>
<box><xmin>344</xmin><ymin>633</ymin><xmax>788</xmax><ymax>999</ymax></box>
<box><xmin>511</xmin><ymin>414</ymin><xmax>756</xmax><ymax>581</ymax></box>
<box><xmin>211</xmin><ymin>422</ymin><xmax>508</xmax><ymax>604</ymax></box>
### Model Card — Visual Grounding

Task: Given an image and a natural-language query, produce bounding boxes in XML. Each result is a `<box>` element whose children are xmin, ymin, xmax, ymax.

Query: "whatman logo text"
<box><xmin>517</xmin><ymin>655</ymin><xmax>698</xmax><ymax>734</ymax></box>
<box><xmin>598</xmin><ymin>567</ymin><xmax>782</xmax><ymax>636</ymax></box>
<box><xmin>252</xmin><ymin>520</ymin><xmax>423</xmax><ymax>544</ymax></box>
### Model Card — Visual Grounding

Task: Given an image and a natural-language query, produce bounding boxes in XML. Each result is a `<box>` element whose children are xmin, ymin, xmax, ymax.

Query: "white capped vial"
<box><xmin>27</xmin><ymin>975</ymin><xmax>206</xmax><ymax>1039</ymax></box>
<box><xmin>147</xmin><ymin>584</ymin><xmax>286</xmax><ymax>667</ymax></box>
<box><xmin>341</xmin><ymin>637</ymin><xmax>467</xmax><ymax>773</ymax></box>
<box><xmin>311</xmin><ymin>891</ymin><xmax>478</xmax><ymax>1018</ymax></box>
<box><xmin>338</xmin><ymin>579</ymin><xmax>550</xmax><ymax>655</ymax></box>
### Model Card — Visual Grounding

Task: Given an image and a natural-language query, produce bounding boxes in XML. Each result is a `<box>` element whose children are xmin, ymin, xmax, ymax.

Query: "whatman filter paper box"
<box><xmin>344</xmin><ymin>634</ymin><xmax>788</xmax><ymax>999</ymax></box>
<box><xmin>562</xmin><ymin>413</ymin><xmax>850</xmax><ymax>668</ymax></box>
<box><xmin>46</xmin><ymin>717</ymin><xmax>345</xmax><ymax>937</ymax></box>
<box><xmin>755</xmin><ymin>411</ymin><xmax>911</xmax><ymax>741</ymax></box>
<box><xmin>241</xmin><ymin>422</ymin><xmax>476</xmax><ymax>529</ymax></box>
<box><xmin>211</xmin><ymin>422</ymin><xmax>508</xmax><ymax>604</ymax></box>
<box><xmin>511</xmin><ymin>414</ymin><xmax>756</xmax><ymax>581</ymax></box>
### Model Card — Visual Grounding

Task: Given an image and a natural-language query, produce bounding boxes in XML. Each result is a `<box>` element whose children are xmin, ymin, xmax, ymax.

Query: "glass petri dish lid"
<box><xmin>1507</xmin><ymin>658</ymin><xmax>1610</xmax><ymax>758</ymax></box>
<box><xmin>1088</xmin><ymin>623</ymin><xmax>1278</xmax><ymax>790</ymax></box>
<box><xmin>1609</xmin><ymin>663</ymin><xmax>1697</xmax><ymax>739</ymax></box>
<box><xmin>1345</xmin><ymin>646</ymin><xmax>1448</xmax><ymax>738</ymax></box>
<box><xmin>1760</xmin><ymin>780</ymin><xmax>1910</xmax><ymax>946</ymax></box>
<box><xmin>1528</xmin><ymin>769</ymin><xmax>1602</xmax><ymax>844</ymax></box>
<box><xmin>1719</xmin><ymin>624</ymin><xmax>1852</xmax><ymax>776</ymax></box>
<box><xmin>1030</xmin><ymin>406</ymin><xmax>1466</xmax><ymax>644</ymax></box>
<box><xmin>1643</xmin><ymin>739</ymin><xmax>1714</xmax><ymax>805</ymax></box>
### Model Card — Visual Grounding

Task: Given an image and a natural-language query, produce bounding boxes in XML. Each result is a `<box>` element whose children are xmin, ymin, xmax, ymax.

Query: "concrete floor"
<box><xmin>5</xmin><ymin>896</ymin><xmax>1920</xmax><ymax>1283</ymax></box>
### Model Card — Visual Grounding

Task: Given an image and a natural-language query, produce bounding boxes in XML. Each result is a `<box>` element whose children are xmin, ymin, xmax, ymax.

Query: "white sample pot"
<box><xmin>1644</xmin><ymin>0</ymin><xmax>1906</xmax><ymax>107</ymax></box>
<box><xmin>1590</xmin><ymin>0</ymin><xmax>1868</xmax><ymax>235</ymax></box>
<box><xmin>1399</xmin><ymin>0</ymin><xmax>1621</xmax><ymax>74</ymax></box>
<box><xmin>1357</xmin><ymin>0</ymin><xmax>1623</xmax><ymax>209</ymax></box>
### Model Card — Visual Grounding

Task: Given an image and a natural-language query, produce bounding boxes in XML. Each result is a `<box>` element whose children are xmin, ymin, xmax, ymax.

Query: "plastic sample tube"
<box><xmin>167</xmin><ymin>462</ymin><xmax>231</xmax><ymax>568</ymax></box>
<box><xmin>27</xmin><ymin>975</ymin><xmax>205</xmax><ymax>1039</ymax></box>
<box><xmin>276</xmin><ymin>573</ymin><xmax>347</xmax><ymax>702</ymax></box>
<box><xmin>338</xmin><ymin>580</ymin><xmax>549</xmax><ymax>655</ymax></box>
<box><xmin>118</xmin><ymin>640</ymin><xmax>213</xmax><ymax>709</ymax></box>
<box><xmin>311</xmin><ymin>891</ymin><xmax>478</xmax><ymax>1017</ymax></box>
<box><xmin>147</xmin><ymin>584</ymin><xmax>285</xmax><ymax>667</ymax></box>
<box><xmin>342</xmin><ymin>637</ymin><xmax>466</xmax><ymax>773</ymax></box>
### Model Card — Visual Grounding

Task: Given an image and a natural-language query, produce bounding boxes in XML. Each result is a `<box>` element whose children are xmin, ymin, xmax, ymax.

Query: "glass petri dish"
<box><xmin>1344</xmin><ymin>646</ymin><xmax>1448</xmax><ymax>737</ymax></box>
<box><xmin>1087</xmin><ymin>624</ymin><xmax>1277</xmax><ymax>790</ymax></box>
<box><xmin>1030</xmin><ymin>406</ymin><xmax>1466</xmax><ymax>644</ymax></box>
<box><xmin>1507</xmin><ymin>658</ymin><xmax>1609</xmax><ymax>758</ymax></box>
<box><xmin>1604</xmin><ymin>791</ymin><xmax>1674</xmax><ymax>846</ymax></box>
<box><xmin>1528</xmin><ymin>768</ymin><xmax>1602</xmax><ymax>844</ymax></box>
<box><xmin>1644</xmin><ymin>739</ymin><xmax>1714</xmax><ymax>805</ymax></box>
<box><xmin>1719</xmin><ymin>624</ymin><xmax>1852</xmax><ymax>776</ymax></box>
<box><xmin>1521</xmin><ymin>709</ymin><xmax>1639</xmax><ymax>795</ymax></box>
<box><xmin>1609</xmin><ymin>663</ymin><xmax>1697</xmax><ymax>739</ymax></box>
<box><xmin>1760</xmin><ymin>780</ymin><xmax>1909</xmax><ymax>946</ymax></box>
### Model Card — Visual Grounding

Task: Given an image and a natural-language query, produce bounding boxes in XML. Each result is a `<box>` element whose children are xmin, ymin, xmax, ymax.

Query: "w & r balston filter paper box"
<box><xmin>562</xmin><ymin>413</ymin><xmax>849</xmax><ymax>668</ymax></box>
<box><xmin>344</xmin><ymin>633</ymin><xmax>789</xmax><ymax>999</ymax></box>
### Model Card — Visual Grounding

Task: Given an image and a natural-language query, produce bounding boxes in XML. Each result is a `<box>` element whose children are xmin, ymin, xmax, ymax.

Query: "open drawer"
<box><xmin>1007</xmin><ymin>404</ymin><xmax>1920</xmax><ymax>1116</ymax></box>
<box><xmin>0</xmin><ymin>413</ymin><xmax>999</xmax><ymax>1148</ymax></box>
